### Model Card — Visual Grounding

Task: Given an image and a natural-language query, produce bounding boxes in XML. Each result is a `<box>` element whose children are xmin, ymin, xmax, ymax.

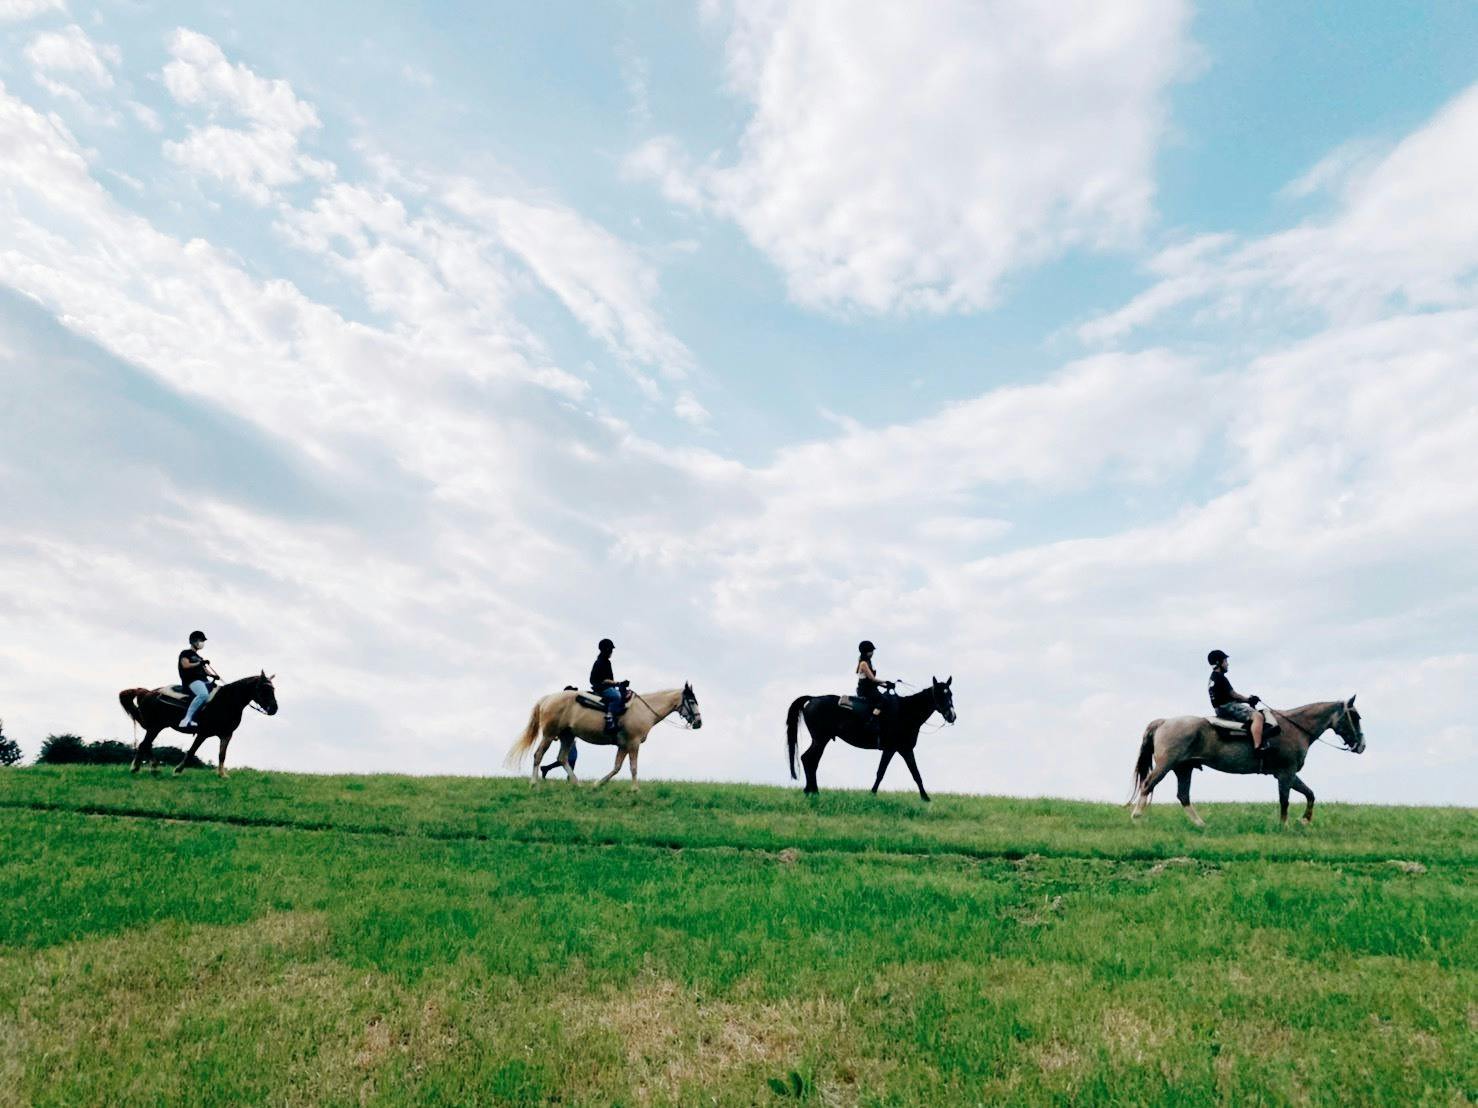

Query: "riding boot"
<box><xmin>604</xmin><ymin>711</ymin><xmax>619</xmax><ymax>737</ymax></box>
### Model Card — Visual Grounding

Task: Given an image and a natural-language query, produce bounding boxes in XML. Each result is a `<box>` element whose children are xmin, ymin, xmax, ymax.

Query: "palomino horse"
<box><xmin>1129</xmin><ymin>697</ymin><xmax>1364</xmax><ymax>825</ymax></box>
<box><xmin>119</xmin><ymin>673</ymin><xmax>278</xmax><ymax>777</ymax></box>
<box><xmin>787</xmin><ymin>677</ymin><xmax>956</xmax><ymax>801</ymax></box>
<box><xmin>506</xmin><ymin>684</ymin><xmax>701</xmax><ymax>789</ymax></box>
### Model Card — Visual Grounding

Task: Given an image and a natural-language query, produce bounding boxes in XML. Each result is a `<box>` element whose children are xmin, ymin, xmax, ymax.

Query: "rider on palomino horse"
<box><xmin>590</xmin><ymin>638</ymin><xmax>630</xmax><ymax>736</ymax></box>
<box><xmin>1207</xmin><ymin>649</ymin><xmax>1267</xmax><ymax>753</ymax></box>
<box><xmin>178</xmin><ymin>630</ymin><xmax>219</xmax><ymax>731</ymax></box>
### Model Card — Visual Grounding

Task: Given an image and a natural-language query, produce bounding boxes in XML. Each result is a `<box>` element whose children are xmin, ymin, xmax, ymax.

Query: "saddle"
<box><xmin>1207</xmin><ymin>707</ymin><xmax>1280</xmax><ymax>737</ymax></box>
<box><xmin>837</xmin><ymin>695</ymin><xmax>873</xmax><ymax>714</ymax></box>
<box><xmin>154</xmin><ymin>684</ymin><xmax>220</xmax><ymax>710</ymax></box>
<box><xmin>574</xmin><ymin>688</ymin><xmax>633</xmax><ymax>713</ymax></box>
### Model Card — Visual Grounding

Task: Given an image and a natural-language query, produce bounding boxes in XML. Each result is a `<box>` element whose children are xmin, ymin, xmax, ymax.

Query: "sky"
<box><xmin>1</xmin><ymin>0</ymin><xmax>1475</xmax><ymax>803</ymax></box>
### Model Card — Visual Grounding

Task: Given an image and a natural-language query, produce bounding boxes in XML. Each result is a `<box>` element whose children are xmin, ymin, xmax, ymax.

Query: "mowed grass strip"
<box><xmin>3</xmin><ymin>766</ymin><xmax>1475</xmax><ymax>866</ymax></box>
<box><xmin>1</xmin><ymin>770</ymin><xmax>1474</xmax><ymax>1105</ymax></box>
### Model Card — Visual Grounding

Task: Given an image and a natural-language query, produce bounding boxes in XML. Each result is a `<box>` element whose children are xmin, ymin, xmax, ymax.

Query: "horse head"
<box><xmin>255</xmin><ymin>671</ymin><xmax>279</xmax><ymax>716</ymax></box>
<box><xmin>679</xmin><ymin>682</ymin><xmax>702</xmax><ymax>730</ymax></box>
<box><xmin>930</xmin><ymin>675</ymin><xmax>956</xmax><ymax>725</ymax></box>
<box><xmin>1334</xmin><ymin>694</ymin><xmax>1363</xmax><ymax>753</ymax></box>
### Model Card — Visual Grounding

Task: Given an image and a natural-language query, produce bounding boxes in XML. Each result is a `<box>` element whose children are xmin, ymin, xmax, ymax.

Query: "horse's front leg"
<box><xmin>627</xmin><ymin>743</ymin><xmax>640</xmax><ymax>790</ymax></box>
<box><xmin>1276</xmin><ymin>775</ymin><xmax>1292</xmax><ymax>826</ymax></box>
<box><xmin>216</xmin><ymin>732</ymin><xmax>234</xmax><ymax>779</ymax></box>
<box><xmin>870</xmin><ymin>748</ymin><xmax>895</xmax><ymax>794</ymax></box>
<box><xmin>597</xmin><ymin>748</ymin><xmax>626</xmax><ymax>786</ymax></box>
<box><xmin>175</xmin><ymin>730</ymin><xmax>208</xmax><ymax>775</ymax></box>
<box><xmin>1290</xmin><ymin>774</ymin><xmax>1315</xmax><ymax>824</ymax></box>
<box><xmin>900</xmin><ymin>748</ymin><xmax>930</xmax><ymax>802</ymax></box>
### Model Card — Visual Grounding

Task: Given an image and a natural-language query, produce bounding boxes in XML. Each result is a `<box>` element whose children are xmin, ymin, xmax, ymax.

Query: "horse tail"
<box><xmin>504</xmin><ymin>699</ymin><xmax>544</xmax><ymax>768</ymax></box>
<box><xmin>786</xmin><ymin>696</ymin><xmax>811</xmax><ymax>780</ymax></box>
<box><xmin>119</xmin><ymin>688</ymin><xmax>149</xmax><ymax>724</ymax></box>
<box><xmin>1129</xmin><ymin>719</ymin><xmax>1162</xmax><ymax>805</ymax></box>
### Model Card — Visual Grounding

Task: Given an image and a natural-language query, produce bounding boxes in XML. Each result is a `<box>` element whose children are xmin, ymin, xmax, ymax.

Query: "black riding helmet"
<box><xmin>598</xmin><ymin>638</ymin><xmax>615</xmax><ymax>653</ymax></box>
<box><xmin>190</xmin><ymin>630</ymin><xmax>208</xmax><ymax>644</ymax></box>
<box><xmin>1207</xmin><ymin>649</ymin><xmax>1228</xmax><ymax>665</ymax></box>
<box><xmin>858</xmin><ymin>640</ymin><xmax>876</xmax><ymax>656</ymax></box>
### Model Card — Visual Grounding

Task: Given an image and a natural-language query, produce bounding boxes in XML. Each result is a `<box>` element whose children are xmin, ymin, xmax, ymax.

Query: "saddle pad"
<box><xmin>154</xmin><ymin>684</ymin><xmax>219</xmax><ymax>707</ymax></box>
<box><xmin>838</xmin><ymin>696</ymin><xmax>873</xmax><ymax>713</ymax></box>
<box><xmin>575</xmin><ymin>693</ymin><xmax>605</xmax><ymax>711</ymax></box>
<box><xmin>1206</xmin><ymin>710</ymin><xmax>1279</xmax><ymax>735</ymax></box>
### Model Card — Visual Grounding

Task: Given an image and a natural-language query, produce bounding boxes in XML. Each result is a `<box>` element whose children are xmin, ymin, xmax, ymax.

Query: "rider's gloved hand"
<box><xmin>1248</xmin><ymin>695</ymin><xmax>1260</xmax><ymax>707</ymax></box>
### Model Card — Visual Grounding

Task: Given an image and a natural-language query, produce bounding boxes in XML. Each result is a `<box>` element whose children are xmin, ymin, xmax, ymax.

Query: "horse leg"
<box><xmin>899</xmin><ymin>748</ymin><xmax>930</xmax><ymax>803</ymax></box>
<box><xmin>560</xmin><ymin>736</ymin><xmax>578</xmax><ymax>785</ymax></box>
<box><xmin>870</xmin><ymin>748</ymin><xmax>895</xmax><ymax>794</ymax></box>
<box><xmin>1277</xmin><ymin>774</ymin><xmax>1292</xmax><ymax>826</ymax></box>
<box><xmin>530</xmin><ymin>729</ymin><xmax>558</xmax><ymax>786</ymax></box>
<box><xmin>627</xmin><ymin>743</ymin><xmax>640</xmax><ymax>790</ymax></box>
<box><xmin>216</xmin><ymin>733</ymin><xmax>233</xmax><ymax>779</ymax></box>
<box><xmin>1291</xmin><ymin>774</ymin><xmax>1315</xmax><ymax>824</ymax></box>
<box><xmin>1174</xmin><ymin>766</ymin><xmax>1205</xmax><ymax>827</ymax></box>
<box><xmin>800</xmin><ymin>736</ymin><xmax>828</xmax><ymax>795</ymax></box>
<box><xmin>131</xmin><ymin>728</ymin><xmax>160</xmax><ymax>773</ymax></box>
<box><xmin>597</xmin><ymin>748</ymin><xmax>626</xmax><ymax>786</ymax></box>
<box><xmin>1131</xmin><ymin>761</ymin><xmax>1177</xmax><ymax>820</ymax></box>
<box><xmin>175</xmin><ymin>731</ymin><xmax>208</xmax><ymax>775</ymax></box>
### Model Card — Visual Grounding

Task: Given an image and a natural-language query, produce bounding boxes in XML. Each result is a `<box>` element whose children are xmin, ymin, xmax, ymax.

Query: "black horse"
<box><xmin>119</xmin><ymin>672</ymin><xmax>278</xmax><ymax>777</ymax></box>
<box><xmin>787</xmin><ymin>677</ymin><xmax>955</xmax><ymax>800</ymax></box>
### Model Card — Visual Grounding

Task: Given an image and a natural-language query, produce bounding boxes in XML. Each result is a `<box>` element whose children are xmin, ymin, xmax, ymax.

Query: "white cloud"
<box><xmin>1082</xmin><ymin>82</ymin><xmax>1478</xmax><ymax>343</ymax></box>
<box><xmin>629</xmin><ymin>0</ymin><xmax>1190</xmax><ymax>314</ymax></box>
<box><xmin>161</xmin><ymin>29</ymin><xmax>332</xmax><ymax>203</ymax></box>
<box><xmin>0</xmin><ymin>0</ymin><xmax>65</xmax><ymax>23</ymax></box>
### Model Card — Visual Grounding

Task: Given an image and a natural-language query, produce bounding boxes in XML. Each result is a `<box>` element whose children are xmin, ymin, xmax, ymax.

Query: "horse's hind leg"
<box><xmin>559</xmin><ymin>734</ymin><xmax>578</xmax><ymax>785</ymax></box>
<box><xmin>870</xmin><ymin>748</ymin><xmax>895</xmax><ymax>794</ymax></box>
<box><xmin>1131</xmin><ymin>761</ymin><xmax>1176</xmax><ymax>820</ymax></box>
<box><xmin>130</xmin><ymin>729</ymin><xmax>160</xmax><ymax>773</ymax></box>
<box><xmin>800</xmin><ymin>737</ymin><xmax>827</xmax><ymax>795</ymax></box>
<box><xmin>1174</xmin><ymin>766</ymin><xmax>1205</xmax><ymax>827</ymax></box>
<box><xmin>1290</xmin><ymin>774</ymin><xmax>1315</xmax><ymax>824</ymax></box>
<box><xmin>530</xmin><ymin>728</ymin><xmax>558</xmax><ymax>786</ymax></box>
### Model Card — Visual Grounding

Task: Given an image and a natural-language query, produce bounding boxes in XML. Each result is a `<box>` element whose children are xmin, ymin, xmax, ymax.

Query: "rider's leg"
<box><xmin>1250</xmin><ymin>709</ymin><xmax>1265</xmax><ymax>750</ymax></box>
<box><xmin>181</xmin><ymin>680</ymin><xmax>210</xmax><ymax>727</ymax></box>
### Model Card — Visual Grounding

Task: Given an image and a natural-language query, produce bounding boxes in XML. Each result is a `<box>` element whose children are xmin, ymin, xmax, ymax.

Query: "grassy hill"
<box><xmin>1</xmin><ymin>768</ymin><xmax>1472</xmax><ymax>1105</ymax></box>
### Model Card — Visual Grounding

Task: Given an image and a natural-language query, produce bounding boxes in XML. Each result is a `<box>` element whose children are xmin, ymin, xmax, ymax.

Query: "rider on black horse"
<box><xmin>591</xmin><ymin>638</ymin><xmax>630</xmax><ymax>736</ymax></box>
<box><xmin>1207</xmin><ymin>648</ymin><xmax>1267</xmax><ymax>752</ymax></box>
<box><xmin>177</xmin><ymin>630</ymin><xmax>219</xmax><ymax>731</ymax></box>
<box><xmin>856</xmin><ymin>640</ymin><xmax>896</xmax><ymax>742</ymax></box>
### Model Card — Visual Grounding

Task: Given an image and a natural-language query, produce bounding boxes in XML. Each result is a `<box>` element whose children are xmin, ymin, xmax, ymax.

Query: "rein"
<box><xmin>1273</xmin><ymin>704</ymin><xmax>1357</xmax><ymax>752</ymax></box>
<box><xmin>632</xmin><ymin>689</ymin><xmax>696</xmax><ymax>730</ymax></box>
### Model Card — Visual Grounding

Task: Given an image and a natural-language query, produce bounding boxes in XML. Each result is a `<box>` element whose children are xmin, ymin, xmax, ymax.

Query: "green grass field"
<box><xmin>1</xmin><ymin>767</ymin><xmax>1472</xmax><ymax>1105</ymax></box>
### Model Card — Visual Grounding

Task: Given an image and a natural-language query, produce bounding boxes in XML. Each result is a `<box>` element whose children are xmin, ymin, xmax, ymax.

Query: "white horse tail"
<box><xmin>1129</xmin><ymin>719</ymin><xmax>1162</xmax><ymax>805</ymax></box>
<box><xmin>505</xmin><ymin>699</ymin><xmax>544</xmax><ymax>768</ymax></box>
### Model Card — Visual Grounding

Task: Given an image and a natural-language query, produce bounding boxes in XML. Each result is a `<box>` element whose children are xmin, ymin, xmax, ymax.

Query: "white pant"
<box><xmin>182</xmin><ymin>680</ymin><xmax>211</xmax><ymax>725</ymax></box>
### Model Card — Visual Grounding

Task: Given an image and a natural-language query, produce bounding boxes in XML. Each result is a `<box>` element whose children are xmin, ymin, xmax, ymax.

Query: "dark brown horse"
<box><xmin>1129</xmin><ymin>697</ymin><xmax>1364</xmax><ymax>825</ymax></box>
<box><xmin>787</xmin><ymin>677</ymin><xmax>955</xmax><ymax>800</ymax></box>
<box><xmin>119</xmin><ymin>673</ymin><xmax>278</xmax><ymax>777</ymax></box>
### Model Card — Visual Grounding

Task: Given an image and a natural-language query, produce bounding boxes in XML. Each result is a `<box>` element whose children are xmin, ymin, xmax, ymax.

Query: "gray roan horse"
<box><xmin>505</xmin><ymin>684</ymin><xmax>702</xmax><ymax>789</ymax></box>
<box><xmin>1129</xmin><ymin>697</ymin><xmax>1364</xmax><ymax>825</ymax></box>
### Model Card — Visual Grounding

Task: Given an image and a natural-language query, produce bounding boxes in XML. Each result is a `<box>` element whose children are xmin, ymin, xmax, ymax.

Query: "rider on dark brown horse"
<box><xmin>177</xmin><ymin>630</ymin><xmax>219</xmax><ymax>731</ymax></box>
<box><xmin>591</xmin><ymin>638</ymin><xmax>629</xmax><ymax>736</ymax></box>
<box><xmin>856</xmin><ymin>640</ymin><xmax>896</xmax><ymax>741</ymax></box>
<box><xmin>1208</xmin><ymin>649</ymin><xmax>1266</xmax><ymax>751</ymax></box>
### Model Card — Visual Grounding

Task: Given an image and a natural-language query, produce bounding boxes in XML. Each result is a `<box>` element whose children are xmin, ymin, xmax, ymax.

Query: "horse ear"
<box><xmin>932</xmin><ymin>675</ymin><xmax>937</xmax><ymax>685</ymax></box>
<box><xmin>946</xmin><ymin>675</ymin><xmax>953</xmax><ymax>686</ymax></box>
<box><xmin>1347</xmin><ymin>694</ymin><xmax>1356</xmax><ymax>708</ymax></box>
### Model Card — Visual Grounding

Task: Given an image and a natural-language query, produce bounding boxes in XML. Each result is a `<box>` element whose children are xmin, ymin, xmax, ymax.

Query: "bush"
<box><xmin>0</xmin><ymin>733</ymin><xmax>21</xmax><ymax>767</ymax></box>
<box><xmin>37</xmin><ymin>734</ymin><xmax>207</xmax><ymax>769</ymax></box>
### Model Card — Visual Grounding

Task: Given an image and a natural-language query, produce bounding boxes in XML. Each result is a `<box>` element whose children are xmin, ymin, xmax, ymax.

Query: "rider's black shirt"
<box><xmin>1208</xmin><ymin>669</ymin><xmax>1235</xmax><ymax>709</ymax></box>
<box><xmin>179</xmin><ymin>649</ymin><xmax>208</xmax><ymax>688</ymax></box>
<box><xmin>590</xmin><ymin>656</ymin><xmax>615</xmax><ymax>690</ymax></box>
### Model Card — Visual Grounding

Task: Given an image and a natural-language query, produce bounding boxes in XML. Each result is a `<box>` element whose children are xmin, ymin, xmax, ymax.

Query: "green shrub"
<box><xmin>37</xmin><ymin>733</ymin><xmax>207</xmax><ymax>768</ymax></box>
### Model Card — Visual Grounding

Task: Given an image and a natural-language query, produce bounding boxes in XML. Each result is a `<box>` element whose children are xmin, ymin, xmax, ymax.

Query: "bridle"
<box><xmin>633</xmin><ymin>686</ymin><xmax>700</xmax><ymax>730</ymax></box>
<box><xmin>1274</xmin><ymin>702</ymin><xmax>1359</xmax><ymax>752</ymax></box>
<box><xmin>246</xmin><ymin>674</ymin><xmax>276</xmax><ymax>715</ymax></box>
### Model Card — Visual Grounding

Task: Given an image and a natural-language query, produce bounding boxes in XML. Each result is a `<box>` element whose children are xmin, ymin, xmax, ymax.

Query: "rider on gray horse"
<box><xmin>1207</xmin><ymin>649</ymin><xmax>1266</xmax><ymax>751</ymax></box>
<box><xmin>591</xmin><ymin>638</ymin><xmax>630</xmax><ymax>736</ymax></box>
<box><xmin>177</xmin><ymin>630</ymin><xmax>219</xmax><ymax>731</ymax></box>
